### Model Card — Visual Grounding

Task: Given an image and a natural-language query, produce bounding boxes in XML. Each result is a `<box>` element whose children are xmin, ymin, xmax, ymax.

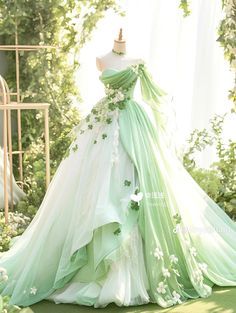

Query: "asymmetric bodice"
<box><xmin>100</xmin><ymin>66</ymin><xmax>139</xmax><ymax>100</ymax></box>
<box><xmin>96</xmin><ymin>62</ymin><xmax>167</xmax><ymax>130</ymax></box>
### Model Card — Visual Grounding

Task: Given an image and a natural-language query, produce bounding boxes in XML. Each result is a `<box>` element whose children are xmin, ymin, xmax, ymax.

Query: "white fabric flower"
<box><xmin>130</xmin><ymin>64</ymin><xmax>140</xmax><ymax>75</ymax></box>
<box><xmin>111</xmin><ymin>90</ymin><xmax>125</xmax><ymax>104</ymax></box>
<box><xmin>190</xmin><ymin>247</ymin><xmax>197</xmax><ymax>257</ymax></box>
<box><xmin>172</xmin><ymin>291</ymin><xmax>182</xmax><ymax>304</ymax></box>
<box><xmin>193</xmin><ymin>269</ymin><xmax>203</xmax><ymax>284</ymax></box>
<box><xmin>116</xmin><ymin>91</ymin><xmax>125</xmax><ymax>101</ymax></box>
<box><xmin>30</xmin><ymin>286</ymin><xmax>37</xmax><ymax>295</ymax></box>
<box><xmin>105</xmin><ymin>84</ymin><xmax>115</xmax><ymax>96</ymax></box>
<box><xmin>173</xmin><ymin>224</ymin><xmax>181</xmax><ymax>234</ymax></box>
<box><xmin>198</xmin><ymin>262</ymin><xmax>208</xmax><ymax>274</ymax></box>
<box><xmin>173</xmin><ymin>268</ymin><xmax>180</xmax><ymax>277</ymax></box>
<box><xmin>164</xmin><ymin>298</ymin><xmax>175</xmax><ymax>306</ymax></box>
<box><xmin>157</xmin><ymin>281</ymin><xmax>167</xmax><ymax>294</ymax></box>
<box><xmin>162</xmin><ymin>267</ymin><xmax>171</xmax><ymax>278</ymax></box>
<box><xmin>170</xmin><ymin>254</ymin><xmax>178</xmax><ymax>264</ymax></box>
<box><xmin>153</xmin><ymin>247</ymin><xmax>164</xmax><ymax>260</ymax></box>
<box><xmin>130</xmin><ymin>192</ymin><xmax>143</xmax><ymax>205</ymax></box>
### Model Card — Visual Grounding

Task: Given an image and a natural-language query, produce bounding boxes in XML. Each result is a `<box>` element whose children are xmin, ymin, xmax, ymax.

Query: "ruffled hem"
<box><xmin>46</xmin><ymin>224</ymin><xmax>150</xmax><ymax>307</ymax></box>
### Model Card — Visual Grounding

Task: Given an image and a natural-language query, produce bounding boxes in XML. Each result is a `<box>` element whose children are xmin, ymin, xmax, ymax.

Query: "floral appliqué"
<box><xmin>113</xmin><ymin>186</ymin><xmax>142</xmax><ymax>236</ymax></box>
<box><xmin>151</xmin><ymin>249</ymin><xmax>183</xmax><ymax>304</ymax></box>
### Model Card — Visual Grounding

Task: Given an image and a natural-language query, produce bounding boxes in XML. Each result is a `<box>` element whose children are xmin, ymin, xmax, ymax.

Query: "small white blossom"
<box><xmin>157</xmin><ymin>281</ymin><xmax>167</xmax><ymax>294</ymax></box>
<box><xmin>113</xmin><ymin>96</ymin><xmax>118</xmax><ymax>103</ymax></box>
<box><xmin>35</xmin><ymin>113</ymin><xmax>42</xmax><ymax>120</ymax></box>
<box><xmin>153</xmin><ymin>247</ymin><xmax>164</xmax><ymax>260</ymax></box>
<box><xmin>172</xmin><ymin>291</ymin><xmax>182</xmax><ymax>304</ymax></box>
<box><xmin>30</xmin><ymin>286</ymin><xmax>37</xmax><ymax>295</ymax></box>
<box><xmin>170</xmin><ymin>254</ymin><xmax>178</xmax><ymax>264</ymax></box>
<box><xmin>162</xmin><ymin>267</ymin><xmax>171</xmax><ymax>278</ymax></box>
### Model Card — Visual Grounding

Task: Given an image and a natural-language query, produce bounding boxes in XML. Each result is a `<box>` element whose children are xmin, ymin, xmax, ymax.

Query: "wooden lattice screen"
<box><xmin>0</xmin><ymin>32</ymin><xmax>52</xmax><ymax>223</ymax></box>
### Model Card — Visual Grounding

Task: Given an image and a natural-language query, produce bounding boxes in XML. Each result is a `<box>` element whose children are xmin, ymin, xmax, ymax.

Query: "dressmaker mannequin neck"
<box><xmin>96</xmin><ymin>28</ymin><xmax>141</xmax><ymax>72</ymax></box>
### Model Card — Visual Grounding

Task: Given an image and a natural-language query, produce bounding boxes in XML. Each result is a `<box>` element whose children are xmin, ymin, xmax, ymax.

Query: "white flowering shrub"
<box><xmin>0</xmin><ymin>211</ymin><xmax>31</xmax><ymax>252</ymax></box>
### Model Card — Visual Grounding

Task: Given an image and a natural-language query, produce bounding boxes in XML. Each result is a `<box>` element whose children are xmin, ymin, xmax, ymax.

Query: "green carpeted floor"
<box><xmin>18</xmin><ymin>286</ymin><xmax>236</xmax><ymax>313</ymax></box>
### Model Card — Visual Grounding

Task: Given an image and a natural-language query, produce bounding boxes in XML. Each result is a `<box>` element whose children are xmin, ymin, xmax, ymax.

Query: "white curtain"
<box><xmin>75</xmin><ymin>0</ymin><xmax>235</xmax><ymax>167</ymax></box>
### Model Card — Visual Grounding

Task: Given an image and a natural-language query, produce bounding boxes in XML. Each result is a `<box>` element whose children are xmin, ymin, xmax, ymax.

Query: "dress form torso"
<box><xmin>96</xmin><ymin>51</ymin><xmax>142</xmax><ymax>72</ymax></box>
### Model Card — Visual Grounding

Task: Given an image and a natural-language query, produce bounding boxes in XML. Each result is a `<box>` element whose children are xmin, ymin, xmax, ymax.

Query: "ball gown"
<box><xmin>1</xmin><ymin>61</ymin><xmax>236</xmax><ymax>309</ymax></box>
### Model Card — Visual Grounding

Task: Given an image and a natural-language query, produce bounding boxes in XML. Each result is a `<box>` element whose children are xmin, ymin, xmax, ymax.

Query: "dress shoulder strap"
<box><xmin>137</xmin><ymin>62</ymin><xmax>167</xmax><ymax>106</ymax></box>
<box><xmin>136</xmin><ymin>62</ymin><xmax>167</xmax><ymax>130</ymax></box>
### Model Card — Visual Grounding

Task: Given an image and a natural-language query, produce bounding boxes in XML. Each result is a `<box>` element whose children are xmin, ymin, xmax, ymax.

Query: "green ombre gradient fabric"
<box><xmin>1</xmin><ymin>62</ymin><xmax>236</xmax><ymax>309</ymax></box>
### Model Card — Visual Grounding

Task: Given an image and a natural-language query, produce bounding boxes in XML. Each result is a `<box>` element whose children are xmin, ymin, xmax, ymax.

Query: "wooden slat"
<box><xmin>1</xmin><ymin>33</ymin><xmax>52</xmax><ymax>223</ymax></box>
<box><xmin>3</xmin><ymin>109</ymin><xmax>9</xmax><ymax>223</ymax></box>
<box><xmin>44</xmin><ymin>108</ymin><xmax>50</xmax><ymax>188</ymax></box>
<box><xmin>15</xmin><ymin>29</ymin><xmax>23</xmax><ymax>183</ymax></box>
<box><xmin>10</xmin><ymin>150</ymin><xmax>25</xmax><ymax>155</ymax></box>
<box><xmin>0</xmin><ymin>102</ymin><xmax>50</xmax><ymax>110</ymax></box>
<box><xmin>0</xmin><ymin>45</ymin><xmax>56</xmax><ymax>51</ymax></box>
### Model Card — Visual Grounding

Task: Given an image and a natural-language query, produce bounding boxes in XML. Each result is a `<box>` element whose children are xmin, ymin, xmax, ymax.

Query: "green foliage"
<box><xmin>180</xmin><ymin>0</ymin><xmax>236</xmax><ymax>216</ymax></box>
<box><xmin>183</xmin><ymin>113</ymin><xmax>236</xmax><ymax>219</ymax></box>
<box><xmin>0</xmin><ymin>0</ymin><xmax>123</xmax><ymax>217</ymax></box>
<box><xmin>0</xmin><ymin>295</ymin><xmax>22</xmax><ymax>312</ymax></box>
<box><xmin>179</xmin><ymin>0</ymin><xmax>191</xmax><ymax>17</ymax></box>
<box><xmin>217</xmin><ymin>0</ymin><xmax>236</xmax><ymax>110</ymax></box>
<box><xmin>178</xmin><ymin>0</ymin><xmax>236</xmax><ymax>109</ymax></box>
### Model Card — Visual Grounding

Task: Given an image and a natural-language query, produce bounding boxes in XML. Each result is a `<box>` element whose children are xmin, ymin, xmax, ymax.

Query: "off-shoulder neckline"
<box><xmin>100</xmin><ymin>60</ymin><xmax>145</xmax><ymax>78</ymax></box>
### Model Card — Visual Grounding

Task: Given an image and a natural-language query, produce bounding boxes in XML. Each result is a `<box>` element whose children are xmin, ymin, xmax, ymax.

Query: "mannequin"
<box><xmin>96</xmin><ymin>28</ymin><xmax>142</xmax><ymax>72</ymax></box>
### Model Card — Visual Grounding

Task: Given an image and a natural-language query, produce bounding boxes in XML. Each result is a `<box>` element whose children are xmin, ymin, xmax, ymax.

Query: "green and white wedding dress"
<box><xmin>1</xmin><ymin>61</ymin><xmax>236</xmax><ymax>309</ymax></box>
